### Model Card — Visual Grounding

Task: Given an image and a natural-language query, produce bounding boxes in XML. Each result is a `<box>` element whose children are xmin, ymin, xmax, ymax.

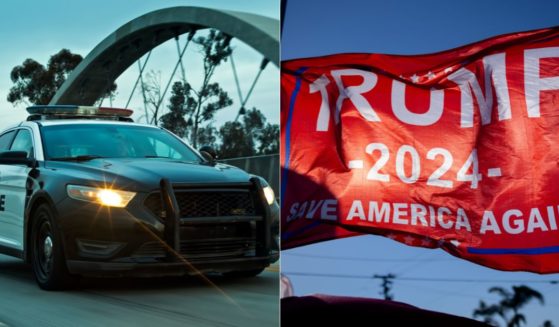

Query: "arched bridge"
<box><xmin>50</xmin><ymin>6</ymin><xmax>279</xmax><ymax>105</ymax></box>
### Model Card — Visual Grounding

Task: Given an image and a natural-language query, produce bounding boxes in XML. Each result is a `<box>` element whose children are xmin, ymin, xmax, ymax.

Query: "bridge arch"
<box><xmin>50</xmin><ymin>6</ymin><xmax>279</xmax><ymax>105</ymax></box>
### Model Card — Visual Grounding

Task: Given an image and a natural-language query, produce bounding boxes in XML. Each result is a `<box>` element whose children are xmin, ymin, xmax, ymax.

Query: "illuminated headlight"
<box><xmin>67</xmin><ymin>185</ymin><xmax>136</xmax><ymax>208</ymax></box>
<box><xmin>263</xmin><ymin>186</ymin><xmax>275</xmax><ymax>205</ymax></box>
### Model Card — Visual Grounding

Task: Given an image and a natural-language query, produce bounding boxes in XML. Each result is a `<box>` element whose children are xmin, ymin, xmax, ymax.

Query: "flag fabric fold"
<box><xmin>281</xmin><ymin>26</ymin><xmax>559</xmax><ymax>273</ymax></box>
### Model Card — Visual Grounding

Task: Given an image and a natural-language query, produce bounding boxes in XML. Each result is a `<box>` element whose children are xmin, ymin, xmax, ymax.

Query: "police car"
<box><xmin>0</xmin><ymin>105</ymin><xmax>279</xmax><ymax>290</ymax></box>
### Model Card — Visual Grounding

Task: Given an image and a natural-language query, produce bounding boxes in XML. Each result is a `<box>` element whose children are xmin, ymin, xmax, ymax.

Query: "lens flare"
<box><xmin>67</xmin><ymin>185</ymin><xmax>135</xmax><ymax>208</ymax></box>
<box><xmin>97</xmin><ymin>189</ymin><xmax>123</xmax><ymax>207</ymax></box>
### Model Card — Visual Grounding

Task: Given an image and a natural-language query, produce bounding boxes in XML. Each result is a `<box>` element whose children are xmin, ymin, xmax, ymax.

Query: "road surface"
<box><xmin>0</xmin><ymin>255</ymin><xmax>279</xmax><ymax>327</ymax></box>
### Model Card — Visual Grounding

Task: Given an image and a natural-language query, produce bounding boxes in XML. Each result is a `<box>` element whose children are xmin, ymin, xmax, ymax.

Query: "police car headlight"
<box><xmin>67</xmin><ymin>185</ymin><xmax>136</xmax><ymax>208</ymax></box>
<box><xmin>263</xmin><ymin>186</ymin><xmax>275</xmax><ymax>205</ymax></box>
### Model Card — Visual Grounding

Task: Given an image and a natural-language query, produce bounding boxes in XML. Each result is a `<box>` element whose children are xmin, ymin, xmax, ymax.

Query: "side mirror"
<box><xmin>0</xmin><ymin>151</ymin><xmax>34</xmax><ymax>166</ymax></box>
<box><xmin>199</xmin><ymin>146</ymin><xmax>217</xmax><ymax>164</ymax></box>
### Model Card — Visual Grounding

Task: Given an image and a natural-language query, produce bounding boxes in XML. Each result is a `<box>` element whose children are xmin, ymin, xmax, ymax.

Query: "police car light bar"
<box><xmin>27</xmin><ymin>105</ymin><xmax>133</xmax><ymax>118</ymax></box>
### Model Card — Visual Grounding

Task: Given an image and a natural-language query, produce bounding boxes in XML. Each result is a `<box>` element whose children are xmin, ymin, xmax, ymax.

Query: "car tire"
<box><xmin>31</xmin><ymin>204</ymin><xmax>76</xmax><ymax>290</ymax></box>
<box><xmin>224</xmin><ymin>268</ymin><xmax>265</xmax><ymax>278</ymax></box>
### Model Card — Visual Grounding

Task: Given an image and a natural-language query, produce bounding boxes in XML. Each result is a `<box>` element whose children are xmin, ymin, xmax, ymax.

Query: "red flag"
<box><xmin>281</xmin><ymin>26</ymin><xmax>559</xmax><ymax>273</ymax></box>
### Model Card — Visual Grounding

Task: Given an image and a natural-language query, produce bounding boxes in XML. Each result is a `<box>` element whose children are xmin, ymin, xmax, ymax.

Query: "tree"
<box><xmin>242</xmin><ymin>107</ymin><xmax>280</xmax><ymax>155</ymax></box>
<box><xmin>473</xmin><ymin>285</ymin><xmax>545</xmax><ymax>327</ymax></box>
<box><xmin>242</xmin><ymin>107</ymin><xmax>279</xmax><ymax>155</ymax></box>
<box><xmin>8</xmin><ymin>49</ymin><xmax>116</xmax><ymax>105</ymax></box>
<box><xmin>243</xmin><ymin>106</ymin><xmax>265</xmax><ymax>132</ymax></box>
<box><xmin>140</xmin><ymin>70</ymin><xmax>164</xmax><ymax>126</ymax></box>
<box><xmin>474</xmin><ymin>299</ymin><xmax>502</xmax><ymax>326</ymax></box>
<box><xmin>160</xmin><ymin>29</ymin><xmax>233</xmax><ymax>148</ymax></box>
<box><xmin>218</xmin><ymin>107</ymin><xmax>279</xmax><ymax>159</ymax></box>
<box><xmin>238</xmin><ymin>107</ymin><xmax>263</xmax><ymax>152</ymax></box>
<box><xmin>196</xmin><ymin>125</ymin><xmax>218</xmax><ymax>150</ymax></box>
<box><xmin>160</xmin><ymin>81</ymin><xmax>188</xmax><ymax>136</ymax></box>
<box><xmin>8</xmin><ymin>49</ymin><xmax>82</xmax><ymax>105</ymax></box>
<box><xmin>258</xmin><ymin>123</ymin><xmax>279</xmax><ymax>154</ymax></box>
<box><xmin>218</xmin><ymin>121</ymin><xmax>254</xmax><ymax>159</ymax></box>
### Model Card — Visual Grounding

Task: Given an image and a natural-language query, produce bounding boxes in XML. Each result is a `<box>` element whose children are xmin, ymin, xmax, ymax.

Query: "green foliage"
<box><xmin>218</xmin><ymin>121</ymin><xmax>253</xmax><ymax>159</ymax></box>
<box><xmin>160</xmin><ymin>82</ymin><xmax>188</xmax><ymax>137</ymax></box>
<box><xmin>7</xmin><ymin>49</ymin><xmax>116</xmax><ymax>105</ymax></box>
<box><xmin>244</xmin><ymin>107</ymin><xmax>279</xmax><ymax>155</ymax></box>
<box><xmin>160</xmin><ymin>29</ymin><xmax>233</xmax><ymax>148</ymax></box>
<box><xmin>197</xmin><ymin>29</ymin><xmax>233</xmax><ymax>70</ymax></box>
<box><xmin>218</xmin><ymin>107</ymin><xmax>279</xmax><ymax>159</ymax></box>
<box><xmin>473</xmin><ymin>300</ymin><xmax>501</xmax><ymax>326</ymax></box>
<box><xmin>258</xmin><ymin>123</ymin><xmax>279</xmax><ymax>154</ymax></box>
<box><xmin>473</xmin><ymin>285</ymin><xmax>545</xmax><ymax>327</ymax></box>
<box><xmin>158</xmin><ymin>29</ymin><xmax>278</xmax><ymax>158</ymax></box>
<box><xmin>8</xmin><ymin>49</ymin><xmax>82</xmax><ymax>105</ymax></box>
<box><xmin>196</xmin><ymin>125</ymin><xmax>218</xmax><ymax>150</ymax></box>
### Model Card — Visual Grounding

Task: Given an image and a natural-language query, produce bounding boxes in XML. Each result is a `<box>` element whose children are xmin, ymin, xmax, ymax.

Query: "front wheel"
<box><xmin>31</xmin><ymin>204</ymin><xmax>76</xmax><ymax>290</ymax></box>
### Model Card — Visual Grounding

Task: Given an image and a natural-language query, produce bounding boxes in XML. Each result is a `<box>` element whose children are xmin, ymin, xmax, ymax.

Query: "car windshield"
<box><xmin>41</xmin><ymin>123</ymin><xmax>201</xmax><ymax>162</ymax></box>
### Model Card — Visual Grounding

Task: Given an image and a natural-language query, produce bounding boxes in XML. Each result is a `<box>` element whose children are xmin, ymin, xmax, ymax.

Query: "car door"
<box><xmin>0</xmin><ymin>128</ymin><xmax>34</xmax><ymax>251</ymax></box>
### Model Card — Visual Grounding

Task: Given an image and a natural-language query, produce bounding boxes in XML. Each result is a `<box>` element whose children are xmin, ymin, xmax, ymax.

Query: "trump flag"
<box><xmin>281</xmin><ymin>26</ymin><xmax>559</xmax><ymax>273</ymax></box>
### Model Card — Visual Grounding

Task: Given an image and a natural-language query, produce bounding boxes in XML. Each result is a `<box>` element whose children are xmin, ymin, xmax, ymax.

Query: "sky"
<box><xmin>281</xmin><ymin>0</ymin><xmax>559</xmax><ymax>324</ymax></box>
<box><xmin>0</xmin><ymin>0</ymin><xmax>279</xmax><ymax>133</ymax></box>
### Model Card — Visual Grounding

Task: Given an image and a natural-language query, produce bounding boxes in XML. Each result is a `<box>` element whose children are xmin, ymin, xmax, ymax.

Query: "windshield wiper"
<box><xmin>144</xmin><ymin>156</ymin><xmax>201</xmax><ymax>164</ymax></box>
<box><xmin>144</xmin><ymin>155</ymin><xmax>170</xmax><ymax>158</ymax></box>
<box><xmin>49</xmin><ymin>155</ymin><xmax>104</xmax><ymax>162</ymax></box>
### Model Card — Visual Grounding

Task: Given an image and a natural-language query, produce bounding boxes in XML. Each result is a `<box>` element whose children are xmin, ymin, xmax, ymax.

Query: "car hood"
<box><xmin>45</xmin><ymin>158</ymin><xmax>252</xmax><ymax>191</ymax></box>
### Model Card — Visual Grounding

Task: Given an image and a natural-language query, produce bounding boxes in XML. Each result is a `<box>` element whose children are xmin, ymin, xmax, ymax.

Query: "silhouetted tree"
<box><xmin>139</xmin><ymin>70</ymin><xmax>165</xmax><ymax>126</ymax></box>
<box><xmin>473</xmin><ymin>285</ymin><xmax>545</xmax><ymax>327</ymax></box>
<box><xmin>159</xmin><ymin>30</ymin><xmax>233</xmax><ymax>147</ymax></box>
<box><xmin>188</xmin><ymin>30</ymin><xmax>233</xmax><ymax>148</ymax></box>
<box><xmin>219</xmin><ymin>121</ymin><xmax>253</xmax><ymax>159</ymax></box>
<box><xmin>218</xmin><ymin>107</ymin><xmax>279</xmax><ymax>159</ymax></box>
<box><xmin>258</xmin><ymin>123</ymin><xmax>279</xmax><ymax>154</ymax></box>
<box><xmin>197</xmin><ymin>125</ymin><xmax>218</xmax><ymax>150</ymax></box>
<box><xmin>474</xmin><ymin>299</ymin><xmax>502</xmax><ymax>326</ymax></box>
<box><xmin>160</xmin><ymin>81</ymin><xmax>188</xmax><ymax>136</ymax></box>
<box><xmin>8</xmin><ymin>49</ymin><xmax>115</xmax><ymax>105</ymax></box>
<box><xmin>243</xmin><ymin>107</ymin><xmax>265</xmax><ymax>133</ymax></box>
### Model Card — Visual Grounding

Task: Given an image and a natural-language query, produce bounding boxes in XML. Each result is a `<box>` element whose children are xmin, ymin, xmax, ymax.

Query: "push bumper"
<box><xmin>56</xmin><ymin>177</ymin><xmax>279</xmax><ymax>276</ymax></box>
<box><xmin>67</xmin><ymin>254</ymin><xmax>279</xmax><ymax>277</ymax></box>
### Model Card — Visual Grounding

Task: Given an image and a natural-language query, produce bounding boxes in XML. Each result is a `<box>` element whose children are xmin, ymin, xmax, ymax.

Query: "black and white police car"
<box><xmin>0</xmin><ymin>105</ymin><xmax>279</xmax><ymax>290</ymax></box>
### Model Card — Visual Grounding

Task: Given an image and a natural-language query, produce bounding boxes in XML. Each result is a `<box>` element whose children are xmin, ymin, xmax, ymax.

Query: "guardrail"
<box><xmin>220</xmin><ymin>154</ymin><xmax>279</xmax><ymax>196</ymax></box>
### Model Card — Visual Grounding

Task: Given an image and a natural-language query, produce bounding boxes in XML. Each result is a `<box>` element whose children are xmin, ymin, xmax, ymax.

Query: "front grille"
<box><xmin>180</xmin><ymin>238</ymin><xmax>256</xmax><ymax>259</ymax></box>
<box><xmin>142</xmin><ymin>186</ymin><xmax>260</xmax><ymax>261</ymax></box>
<box><xmin>179</xmin><ymin>222</ymin><xmax>256</xmax><ymax>259</ymax></box>
<box><xmin>132</xmin><ymin>224</ymin><xmax>256</xmax><ymax>260</ymax></box>
<box><xmin>144</xmin><ymin>188</ymin><xmax>257</xmax><ymax>219</ymax></box>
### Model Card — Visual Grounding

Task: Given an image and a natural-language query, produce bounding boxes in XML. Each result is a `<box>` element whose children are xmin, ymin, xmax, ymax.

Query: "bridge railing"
<box><xmin>219</xmin><ymin>154</ymin><xmax>279</xmax><ymax>196</ymax></box>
